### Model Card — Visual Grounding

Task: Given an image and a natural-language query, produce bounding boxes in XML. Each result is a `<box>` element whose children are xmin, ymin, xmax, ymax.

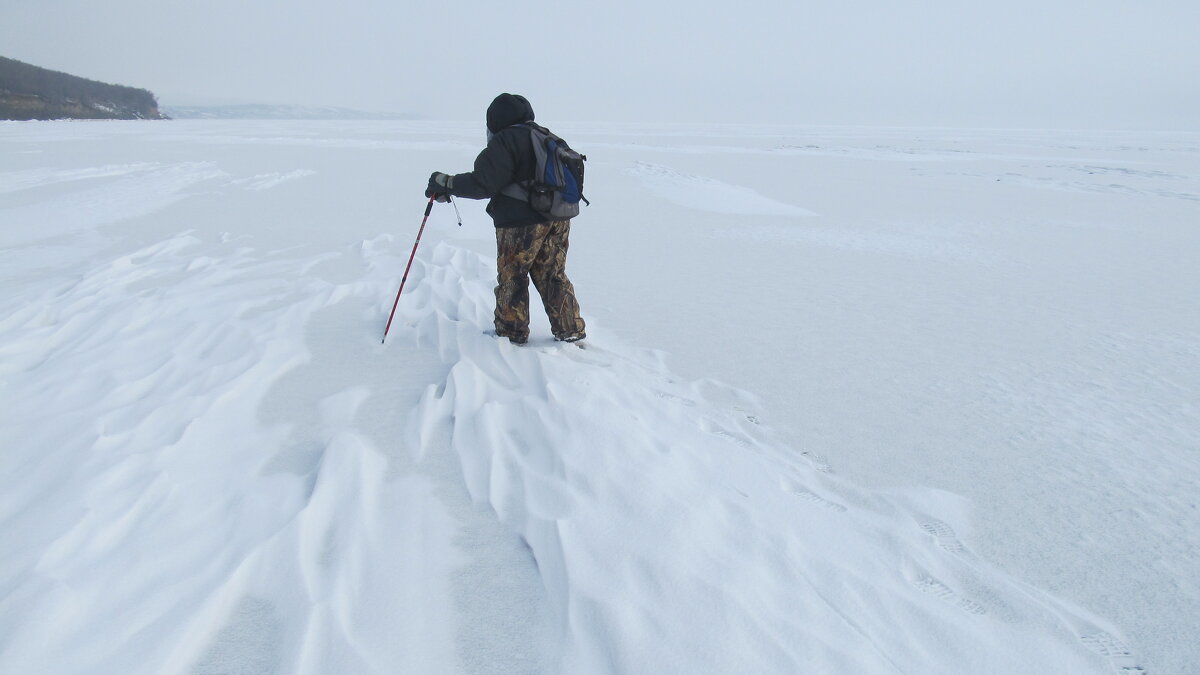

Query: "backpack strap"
<box><xmin>500</xmin><ymin>182</ymin><xmax>530</xmax><ymax>201</ymax></box>
<box><xmin>498</xmin><ymin>123</ymin><xmax>545</xmax><ymax>201</ymax></box>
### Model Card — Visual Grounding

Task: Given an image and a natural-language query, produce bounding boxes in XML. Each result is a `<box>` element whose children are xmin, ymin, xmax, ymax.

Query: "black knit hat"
<box><xmin>486</xmin><ymin>93</ymin><xmax>535</xmax><ymax>133</ymax></box>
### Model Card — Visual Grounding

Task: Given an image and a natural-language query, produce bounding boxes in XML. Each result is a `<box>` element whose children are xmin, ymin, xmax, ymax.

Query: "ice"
<box><xmin>3</xmin><ymin>120</ymin><xmax>1197</xmax><ymax>674</ymax></box>
<box><xmin>227</xmin><ymin>169</ymin><xmax>317</xmax><ymax>192</ymax></box>
<box><xmin>626</xmin><ymin>161</ymin><xmax>817</xmax><ymax>216</ymax></box>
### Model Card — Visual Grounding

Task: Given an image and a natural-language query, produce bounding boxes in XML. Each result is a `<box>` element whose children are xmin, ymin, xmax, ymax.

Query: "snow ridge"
<box><xmin>391</xmin><ymin>242</ymin><xmax>1133</xmax><ymax>674</ymax></box>
<box><xmin>0</xmin><ymin>228</ymin><xmax>1142</xmax><ymax>674</ymax></box>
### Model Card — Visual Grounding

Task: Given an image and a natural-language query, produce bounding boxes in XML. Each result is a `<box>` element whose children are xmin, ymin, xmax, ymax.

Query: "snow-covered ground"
<box><xmin>2</xmin><ymin>120</ymin><xmax>1197</xmax><ymax>674</ymax></box>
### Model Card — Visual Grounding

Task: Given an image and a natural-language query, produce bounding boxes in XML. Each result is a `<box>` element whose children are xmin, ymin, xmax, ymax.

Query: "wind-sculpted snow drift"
<box><xmin>389</xmin><ymin>243</ymin><xmax>1133</xmax><ymax>675</ymax></box>
<box><xmin>0</xmin><ymin>224</ymin><xmax>1132</xmax><ymax>673</ymax></box>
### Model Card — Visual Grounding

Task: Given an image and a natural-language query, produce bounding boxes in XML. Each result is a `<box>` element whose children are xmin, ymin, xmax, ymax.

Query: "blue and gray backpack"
<box><xmin>501</xmin><ymin>123</ymin><xmax>589</xmax><ymax>220</ymax></box>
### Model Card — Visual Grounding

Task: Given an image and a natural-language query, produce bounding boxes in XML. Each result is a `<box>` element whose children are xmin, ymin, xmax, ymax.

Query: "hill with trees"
<box><xmin>1</xmin><ymin>56</ymin><xmax>165</xmax><ymax>121</ymax></box>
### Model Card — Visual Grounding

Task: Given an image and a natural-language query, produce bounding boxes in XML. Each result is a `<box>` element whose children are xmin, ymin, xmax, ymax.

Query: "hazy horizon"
<box><xmin>3</xmin><ymin>1</ymin><xmax>1198</xmax><ymax>131</ymax></box>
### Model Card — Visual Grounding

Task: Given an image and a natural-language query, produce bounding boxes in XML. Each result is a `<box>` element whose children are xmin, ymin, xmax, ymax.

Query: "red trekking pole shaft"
<box><xmin>382</xmin><ymin>196</ymin><xmax>436</xmax><ymax>344</ymax></box>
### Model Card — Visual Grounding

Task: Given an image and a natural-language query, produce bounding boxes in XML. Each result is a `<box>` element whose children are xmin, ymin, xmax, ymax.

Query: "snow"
<box><xmin>626</xmin><ymin>161</ymin><xmax>818</xmax><ymax>216</ymax></box>
<box><xmin>2</xmin><ymin>119</ymin><xmax>1198</xmax><ymax>674</ymax></box>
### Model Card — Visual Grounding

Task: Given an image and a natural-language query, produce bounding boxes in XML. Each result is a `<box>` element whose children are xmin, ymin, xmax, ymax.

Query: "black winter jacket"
<box><xmin>449</xmin><ymin>94</ymin><xmax>546</xmax><ymax>228</ymax></box>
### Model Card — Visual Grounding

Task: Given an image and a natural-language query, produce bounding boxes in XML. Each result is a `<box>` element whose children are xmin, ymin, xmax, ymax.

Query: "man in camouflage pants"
<box><xmin>425</xmin><ymin>93</ymin><xmax>585</xmax><ymax>345</ymax></box>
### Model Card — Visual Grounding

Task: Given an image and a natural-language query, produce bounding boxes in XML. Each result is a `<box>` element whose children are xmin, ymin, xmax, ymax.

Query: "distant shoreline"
<box><xmin>161</xmin><ymin>104</ymin><xmax>418</xmax><ymax>121</ymax></box>
<box><xmin>1</xmin><ymin>55</ymin><xmax>164</xmax><ymax>121</ymax></box>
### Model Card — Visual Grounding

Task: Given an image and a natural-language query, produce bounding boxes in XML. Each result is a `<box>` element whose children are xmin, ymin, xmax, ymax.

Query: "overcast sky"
<box><xmin>3</xmin><ymin>0</ymin><xmax>1197</xmax><ymax>129</ymax></box>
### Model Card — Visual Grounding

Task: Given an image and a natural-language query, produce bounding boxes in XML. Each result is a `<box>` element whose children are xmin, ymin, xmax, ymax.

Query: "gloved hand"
<box><xmin>425</xmin><ymin>172</ymin><xmax>453</xmax><ymax>202</ymax></box>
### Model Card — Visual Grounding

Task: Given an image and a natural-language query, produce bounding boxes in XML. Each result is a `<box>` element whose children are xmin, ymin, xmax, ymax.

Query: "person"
<box><xmin>424</xmin><ymin>93</ymin><xmax>586</xmax><ymax>345</ymax></box>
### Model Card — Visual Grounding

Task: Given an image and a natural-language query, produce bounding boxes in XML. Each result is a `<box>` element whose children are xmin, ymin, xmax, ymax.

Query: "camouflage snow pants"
<box><xmin>494</xmin><ymin>220</ymin><xmax>585</xmax><ymax>342</ymax></box>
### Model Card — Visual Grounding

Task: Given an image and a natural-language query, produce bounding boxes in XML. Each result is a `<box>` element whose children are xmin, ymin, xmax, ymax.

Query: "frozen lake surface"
<box><xmin>2</xmin><ymin>120</ymin><xmax>1197</xmax><ymax>673</ymax></box>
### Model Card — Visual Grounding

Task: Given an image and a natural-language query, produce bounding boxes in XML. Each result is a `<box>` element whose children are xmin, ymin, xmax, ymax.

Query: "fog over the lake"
<box><xmin>3</xmin><ymin>0</ymin><xmax>1197</xmax><ymax>128</ymax></box>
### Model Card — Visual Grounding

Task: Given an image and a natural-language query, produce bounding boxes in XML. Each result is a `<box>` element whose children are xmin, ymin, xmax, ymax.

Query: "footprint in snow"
<box><xmin>1080</xmin><ymin>632</ymin><xmax>1134</xmax><ymax>657</ymax></box>
<box><xmin>655</xmin><ymin>390</ymin><xmax>697</xmax><ymax>407</ymax></box>
<box><xmin>1079</xmin><ymin>632</ymin><xmax>1147</xmax><ymax>673</ymax></box>
<box><xmin>778</xmin><ymin>476</ymin><xmax>847</xmax><ymax>513</ymax></box>
<box><xmin>790</xmin><ymin>486</ymin><xmax>848</xmax><ymax>513</ymax></box>
<box><xmin>913</xmin><ymin>575</ymin><xmax>987</xmax><ymax>615</ymax></box>
<box><xmin>799</xmin><ymin>450</ymin><xmax>833</xmax><ymax>473</ymax></box>
<box><xmin>700</xmin><ymin>420</ymin><xmax>753</xmax><ymax>450</ymax></box>
<box><xmin>920</xmin><ymin>519</ymin><xmax>966</xmax><ymax>554</ymax></box>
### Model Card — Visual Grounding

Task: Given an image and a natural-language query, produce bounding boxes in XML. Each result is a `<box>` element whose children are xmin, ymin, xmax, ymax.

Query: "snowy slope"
<box><xmin>3</xmin><ymin>120</ymin><xmax>1197</xmax><ymax>673</ymax></box>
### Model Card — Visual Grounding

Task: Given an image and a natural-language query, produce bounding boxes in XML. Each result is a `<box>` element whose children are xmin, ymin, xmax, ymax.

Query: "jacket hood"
<box><xmin>486</xmin><ymin>93</ymin><xmax>535</xmax><ymax>133</ymax></box>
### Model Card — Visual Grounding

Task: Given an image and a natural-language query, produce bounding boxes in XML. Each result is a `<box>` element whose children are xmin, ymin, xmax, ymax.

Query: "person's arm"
<box><xmin>450</xmin><ymin>134</ymin><xmax>518</xmax><ymax>199</ymax></box>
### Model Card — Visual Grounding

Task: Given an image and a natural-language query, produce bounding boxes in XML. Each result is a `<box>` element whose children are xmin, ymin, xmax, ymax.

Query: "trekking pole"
<box><xmin>382</xmin><ymin>196</ymin><xmax>436</xmax><ymax>344</ymax></box>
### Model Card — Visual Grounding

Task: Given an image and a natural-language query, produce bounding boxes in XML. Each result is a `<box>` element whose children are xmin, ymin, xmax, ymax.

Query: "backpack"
<box><xmin>501</xmin><ymin>123</ymin><xmax>589</xmax><ymax>220</ymax></box>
